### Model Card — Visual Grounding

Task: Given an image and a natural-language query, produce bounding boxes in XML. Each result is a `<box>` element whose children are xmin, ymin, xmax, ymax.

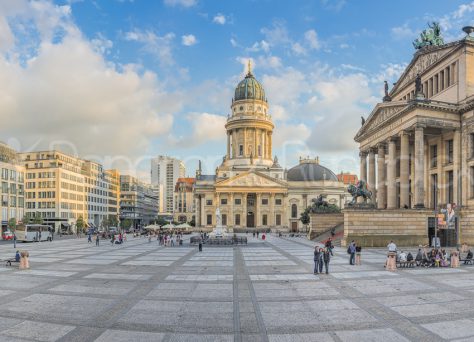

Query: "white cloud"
<box><xmin>391</xmin><ymin>23</ymin><xmax>416</xmax><ymax>40</ymax></box>
<box><xmin>291</xmin><ymin>42</ymin><xmax>306</xmax><ymax>55</ymax></box>
<box><xmin>247</xmin><ymin>40</ymin><xmax>270</xmax><ymax>53</ymax></box>
<box><xmin>0</xmin><ymin>1</ymin><xmax>179</xmax><ymax>165</ymax></box>
<box><xmin>257</xmin><ymin>55</ymin><xmax>282</xmax><ymax>70</ymax></box>
<box><xmin>372</xmin><ymin>62</ymin><xmax>407</xmax><ymax>84</ymax></box>
<box><xmin>453</xmin><ymin>1</ymin><xmax>474</xmax><ymax>18</ymax></box>
<box><xmin>124</xmin><ymin>29</ymin><xmax>175</xmax><ymax>65</ymax></box>
<box><xmin>181</xmin><ymin>34</ymin><xmax>197</xmax><ymax>46</ymax></box>
<box><xmin>274</xmin><ymin>123</ymin><xmax>311</xmax><ymax>148</ymax></box>
<box><xmin>163</xmin><ymin>0</ymin><xmax>197</xmax><ymax>7</ymax></box>
<box><xmin>213</xmin><ymin>14</ymin><xmax>226</xmax><ymax>25</ymax></box>
<box><xmin>91</xmin><ymin>33</ymin><xmax>113</xmax><ymax>55</ymax></box>
<box><xmin>230</xmin><ymin>38</ymin><xmax>239</xmax><ymax>47</ymax></box>
<box><xmin>182</xmin><ymin>112</ymin><xmax>227</xmax><ymax>146</ymax></box>
<box><xmin>304</xmin><ymin>29</ymin><xmax>321</xmax><ymax>49</ymax></box>
<box><xmin>261</xmin><ymin>20</ymin><xmax>290</xmax><ymax>46</ymax></box>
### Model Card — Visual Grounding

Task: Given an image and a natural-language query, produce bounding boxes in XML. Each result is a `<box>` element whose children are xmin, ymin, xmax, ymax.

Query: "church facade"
<box><xmin>195</xmin><ymin>65</ymin><xmax>347</xmax><ymax>231</ymax></box>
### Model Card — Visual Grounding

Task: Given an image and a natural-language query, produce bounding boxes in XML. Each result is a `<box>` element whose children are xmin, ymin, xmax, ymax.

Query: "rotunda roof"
<box><xmin>287</xmin><ymin>158</ymin><xmax>338</xmax><ymax>182</ymax></box>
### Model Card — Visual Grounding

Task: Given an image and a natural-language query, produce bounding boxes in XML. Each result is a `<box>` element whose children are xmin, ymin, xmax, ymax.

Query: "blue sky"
<box><xmin>1</xmin><ymin>0</ymin><xmax>473</xmax><ymax>180</ymax></box>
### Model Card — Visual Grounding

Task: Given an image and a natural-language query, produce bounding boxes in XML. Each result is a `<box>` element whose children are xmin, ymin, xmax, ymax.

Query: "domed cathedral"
<box><xmin>194</xmin><ymin>62</ymin><xmax>347</xmax><ymax>232</ymax></box>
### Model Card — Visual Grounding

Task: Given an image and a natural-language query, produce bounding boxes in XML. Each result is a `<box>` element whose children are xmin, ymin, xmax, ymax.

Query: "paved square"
<box><xmin>0</xmin><ymin>234</ymin><xmax>470</xmax><ymax>341</ymax></box>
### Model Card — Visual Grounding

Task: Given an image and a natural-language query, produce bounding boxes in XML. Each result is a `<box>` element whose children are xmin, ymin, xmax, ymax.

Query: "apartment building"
<box><xmin>150</xmin><ymin>156</ymin><xmax>185</xmax><ymax>214</ymax></box>
<box><xmin>173</xmin><ymin>177</ymin><xmax>195</xmax><ymax>223</ymax></box>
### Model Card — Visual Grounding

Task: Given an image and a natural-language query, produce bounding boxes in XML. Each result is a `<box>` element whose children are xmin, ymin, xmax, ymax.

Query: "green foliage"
<box><xmin>300</xmin><ymin>210</ymin><xmax>310</xmax><ymax>225</ymax></box>
<box><xmin>22</xmin><ymin>215</ymin><xmax>30</xmax><ymax>225</ymax></box>
<box><xmin>33</xmin><ymin>215</ymin><xmax>44</xmax><ymax>224</ymax></box>
<box><xmin>189</xmin><ymin>217</ymin><xmax>196</xmax><ymax>227</ymax></box>
<box><xmin>76</xmin><ymin>216</ymin><xmax>85</xmax><ymax>233</ymax></box>
<box><xmin>108</xmin><ymin>216</ymin><xmax>118</xmax><ymax>227</ymax></box>
<box><xmin>156</xmin><ymin>217</ymin><xmax>168</xmax><ymax>227</ymax></box>
<box><xmin>8</xmin><ymin>218</ymin><xmax>16</xmax><ymax>232</ymax></box>
<box><xmin>122</xmin><ymin>219</ymin><xmax>132</xmax><ymax>230</ymax></box>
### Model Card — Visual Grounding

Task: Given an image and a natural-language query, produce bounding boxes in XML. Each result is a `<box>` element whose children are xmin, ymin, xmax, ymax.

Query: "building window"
<box><xmin>258</xmin><ymin>145</ymin><xmax>261</xmax><ymax>156</ymax></box>
<box><xmin>239</xmin><ymin>145</ymin><xmax>243</xmax><ymax>156</ymax></box>
<box><xmin>235</xmin><ymin>214</ymin><xmax>240</xmax><ymax>225</ymax></box>
<box><xmin>221</xmin><ymin>198</ymin><xmax>227</xmax><ymax>205</ymax></box>
<box><xmin>446</xmin><ymin>139</ymin><xmax>453</xmax><ymax>164</ymax></box>
<box><xmin>207</xmin><ymin>214</ymin><xmax>212</xmax><ymax>225</ymax></box>
<box><xmin>261</xmin><ymin>198</ymin><xmax>268</xmax><ymax>205</ymax></box>
<box><xmin>447</xmin><ymin>171</ymin><xmax>454</xmax><ymax>204</ymax></box>
<box><xmin>206</xmin><ymin>199</ymin><xmax>213</xmax><ymax>205</ymax></box>
<box><xmin>276</xmin><ymin>214</ymin><xmax>281</xmax><ymax>226</ymax></box>
<box><xmin>262</xmin><ymin>214</ymin><xmax>267</xmax><ymax>226</ymax></box>
<box><xmin>275</xmin><ymin>198</ymin><xmax>282</xmax><ymax>205</ymax></box>
<box><xmin>222</xmin><ymin>214</ymin><xmax>227</xmax><ymax>226</ymax></box>
<box><xmin>291</xmin><ymin>204</ymin><xmax>297</xmax><ymax>218</ymax></box>
<box><xmin>470</xmin><ymin>133</ymin><xmax>474</xmax><ymax>158</ymax></box>
<box><xmin>431</xmin><ymin>145</ymin><xmax>437</xmax><ymax>168</ymax></box>
<box><xmin>235</xmin><ymin>198</ymin><xmax>241</xmax><ymax>205</ymax></box>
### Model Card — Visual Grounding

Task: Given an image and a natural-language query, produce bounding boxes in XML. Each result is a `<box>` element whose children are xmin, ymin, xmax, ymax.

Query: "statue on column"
<box><xmin>383</xmin><ymin>81</ymin><xmax>392</xmax><ymax>102</ymax></box>
<box><xmin>415</xmin><ymin>73</ymin><xmax>425</xmax><ymax>99</ymax></box>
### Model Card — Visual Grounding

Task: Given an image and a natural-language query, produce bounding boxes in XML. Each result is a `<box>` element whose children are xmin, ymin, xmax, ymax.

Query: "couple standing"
<box><xmin>314</xmin><ymin>247</ymin><xmax>331</xmax><ymax>274</ymax></box>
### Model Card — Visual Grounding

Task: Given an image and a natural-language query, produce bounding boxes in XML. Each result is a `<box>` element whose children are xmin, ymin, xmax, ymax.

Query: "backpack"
<box><xmin>347</xmin><ymin>246</ymin><xmax>351</xmax><ymax>254</ymax></box>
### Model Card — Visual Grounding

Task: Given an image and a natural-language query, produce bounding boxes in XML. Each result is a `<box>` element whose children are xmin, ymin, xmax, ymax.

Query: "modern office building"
<box><xmin>119</xmin><ymin>175</ymin><xmax>158</xmax><ymax>228</ymax></box>
<box><xmin>20</xmin><ymin>151</ymin><xmax>120</xmax><ymax>233</ymax></box>
<box><xmin>150</xmin><ymin>155</ymin><xmax>185</xmax><ymax>214</ymax></box>
<box><xmin>0</xmin><ymin>142</ymin><xmax>25</xmax><ymax>236</ymax></box>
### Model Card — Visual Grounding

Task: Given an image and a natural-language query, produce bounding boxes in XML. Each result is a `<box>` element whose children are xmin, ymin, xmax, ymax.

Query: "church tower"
<box><xmin>222</xmin><ymin>61</ymin><xmax>274</xmax><ymax>173</ymax></box>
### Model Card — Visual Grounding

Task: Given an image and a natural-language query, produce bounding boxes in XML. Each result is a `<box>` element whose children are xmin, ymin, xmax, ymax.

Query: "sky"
<box><xmin>0</xmin><ymin>0</ymin><xmax>473</xmax><ymax>181</ymax></box>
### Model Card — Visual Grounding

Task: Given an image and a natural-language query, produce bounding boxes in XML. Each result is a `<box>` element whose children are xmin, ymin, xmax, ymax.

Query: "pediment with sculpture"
<box><xmin>355</xmin><ymin>103</ymin><xmax>408</xmax><ymax>140</ymax></box>
<box><xmin>391</xmin><ymin>42</ymin><xmax>460</xmax><ymax>96</ymax></box>
<box><xmin>216</xmin><ymin>171</ymin><xmax>287</xmax><ymax>189</ymax></box>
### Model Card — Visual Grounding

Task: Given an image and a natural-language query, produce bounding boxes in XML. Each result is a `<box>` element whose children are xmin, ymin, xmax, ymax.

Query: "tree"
<box><xmin>156</xmin><ymin>217</ymin><xmax>168</xmax><ymax>227</ymax></box>
<box><xmin>300</xmin><ymin>209</ymin><xmax>311</xmax><ymax>232</ymax></box>
<box><xmin>21</xmin><ymin>214</ymin><xmax>30</xmax><ymax>225</ymax></box>
<box><xmin>109</xmin><ymin>216</ymin><xmax>118</xmax><ymax>227</ymax></box>
<box><xmin>122</xmin><ymin>219</ymin><xmax>132</xmax><ymax>230</ymax></box>
<box><xmin>101</xmin><ymin>217</ymin><xmax>109</xmax><ymax>229</ymax></box>
<box><xmin>76</xmin><ymin>216</ymin><xmax>85</xmax><ymax>234</ymax></box>
<box><xmin>33</xmin><ymin>215</ymin><xmax>43</xmax><ymax>225</ymax></box>
<box><xmin>189</xmin><ymin>217</ymin><xmax>196</xmax><ymax>227</ymax></box>
<box><xmin>8</xmin><ymin>218</ymin><xmax>16</xmax><ymax>232</ymax></box>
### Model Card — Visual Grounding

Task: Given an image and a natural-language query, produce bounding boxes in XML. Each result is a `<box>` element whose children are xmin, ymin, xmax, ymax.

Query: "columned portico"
<box><xmin>387</xmin><ymin>138</ymin><xmax>397</xmax><ymax>209</ymax></box>
<box><xmin>368</xmin><ymin>149</ymin><xmax>376</xmax><ymax>202</ymax></box>
<box><xmin>377</xmin><ymin>144</ymin><xmax>386</xmax><ymax>209</ymax></box>
<box><xmin>400</xmin><ymin>131</ymin><xmax>410</xmax><ymax>208</ymax></box>
<box><xmin>414</xmin><ymin>126</ymin><xmax>425</xmax><ymax>208</ymax></box>
<box><xmin>359</xmin><ymin>151</ymin><xmax>367</xmax><ymax>182</ymax></box>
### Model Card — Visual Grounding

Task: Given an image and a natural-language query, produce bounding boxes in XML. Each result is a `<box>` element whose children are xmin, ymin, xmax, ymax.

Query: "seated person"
<box><xmin>465</xmin><ymin>250</ymin><xmax>473</xmax><ymax>264</ymax></box>
<box><xmin>15</xmin><ymin>250</ymin><xmax>20</xmax><ymax>262</ymax></box>
<box><xmin>399</xmin><ymin>251</ymin><xmax>407</xmax><ymax>262</ymax></box>
<box><xmin>407</xmin><ymin>252</ymin><xmax>414</xmax><ymax>262</ymax></box>
<box><xmin>415</xmin><ymin>249</ymin><xmax>423</xmax><ymax>266</ymax></box>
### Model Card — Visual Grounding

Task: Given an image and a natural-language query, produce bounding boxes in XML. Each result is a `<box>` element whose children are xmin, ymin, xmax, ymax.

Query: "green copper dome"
<box><xmin>234</xmin><ymin>71</ymin><xmax>267</xmax><ymax>102</ymax></box>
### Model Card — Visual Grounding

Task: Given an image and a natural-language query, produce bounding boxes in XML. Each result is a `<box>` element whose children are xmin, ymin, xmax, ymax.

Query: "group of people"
<box><xmin>413</xmin><ymin>247</ymin><xmax>461</xmax><ymax>268</ymax></box>
<box><xmin>385</xmin><ymin>240</ymin><xmax>464</xmax><ymax>269</ymax></box>
<box><xmin>148</xmin><ymin>232</ymin><xmax>184</xmax><ymax>246</ymax></box>
<box><xmin>313</xmin><ymin>246</ymin><xmax>331</xmax><ymax>274</ymax></box>
<box><xmin>347</xmin><ymin>240</ymin><xmax>362</xmax><ymax>265</ymax></box>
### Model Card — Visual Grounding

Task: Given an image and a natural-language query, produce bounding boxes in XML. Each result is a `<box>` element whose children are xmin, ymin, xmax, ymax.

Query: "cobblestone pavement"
<box><xmin>0</xmin><ymin>235</ymin><xmax>472</xmax><ymax>341</ymax></box>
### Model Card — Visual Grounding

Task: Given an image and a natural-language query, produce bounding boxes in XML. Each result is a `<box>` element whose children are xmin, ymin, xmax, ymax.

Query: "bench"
<box><xmin>5</xmin><ymin>258</ymin><xmax>19</xmax><ymax>267</ymax></box>
<box><xmin>397</xmin><ymin>260</ymin><xmax>416</xmax><ymax>268</ymax></box>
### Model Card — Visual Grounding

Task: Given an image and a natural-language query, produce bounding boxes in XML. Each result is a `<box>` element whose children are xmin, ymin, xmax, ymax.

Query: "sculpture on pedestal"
<box><xmin>347</xmin><ymin>180</ymin><xmax>372</xmax><ymax>205</ymax></box>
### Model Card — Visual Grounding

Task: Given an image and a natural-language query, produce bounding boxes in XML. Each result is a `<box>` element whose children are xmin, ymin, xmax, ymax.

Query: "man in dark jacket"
<box><xmin>313</xmin><ymin>246</ymin><xmax>322</xmax><ymax>274</ymax></box>
<box><xmin>349</xmin><ymin>240</ymin><xmax>356</xmax><ymax>265</ymax></box>
<box><xmin>323</xmin><ymin>248</ymin><xmax>331</xmax><ymax>274</ymax></box>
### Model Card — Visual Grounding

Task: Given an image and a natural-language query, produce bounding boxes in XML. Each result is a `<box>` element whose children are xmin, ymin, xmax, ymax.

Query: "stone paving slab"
<box><xmin>0</xmin><ymin>234</ymin><xmax>472</xmax><ymax>341</ymax></box>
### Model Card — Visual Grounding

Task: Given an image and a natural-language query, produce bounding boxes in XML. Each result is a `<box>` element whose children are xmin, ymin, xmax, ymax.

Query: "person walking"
<box><xmin>87</xmin><ymin>233</ymin><xmax>92</xmax><ymax>243</ymax></box>
<box><xmin>313</xmin><ymin>246</ymin><xmax>322</xmax><ymax>274</ymax></box>
<box><xmin>355</xmin><ymin>243</ymin><xmax>362</xmax><ymax>265</ymax></box>
<box><xmin>95</xmin><ymin>234</ymin><xmax>100</xmax><ymax>246</ymax></box>
<box><xmin>325</xmin><ymin>238</ymin><xmax>334</xmax><ymax>256</ymax></box>
<box><xmin>348</xmin><ymin>240</ymin><xmax>356</xmax><ymax>265</ymax></box>
<box><xmin>323</xmin><ymin>247</ymin><xmax>331</xmax><ymax>274</ymax></box>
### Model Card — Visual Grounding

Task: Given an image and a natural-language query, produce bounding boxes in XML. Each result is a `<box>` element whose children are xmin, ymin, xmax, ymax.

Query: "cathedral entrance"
<box><xmin>247</xmin><ymin>212</ymin><xmax>255</xmax><ymax>228</ymax></box>
<box><xmin>246</xmin><ymin>193</ymin><xmax>256</xmax><ymax>228</ymax></box>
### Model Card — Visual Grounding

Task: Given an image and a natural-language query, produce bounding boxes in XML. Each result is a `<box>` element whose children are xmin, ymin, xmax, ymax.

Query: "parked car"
<box><xmin>2</xmin><ymin>230</ymin><xmax>14</xmax><ymax>240</ymax></box>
